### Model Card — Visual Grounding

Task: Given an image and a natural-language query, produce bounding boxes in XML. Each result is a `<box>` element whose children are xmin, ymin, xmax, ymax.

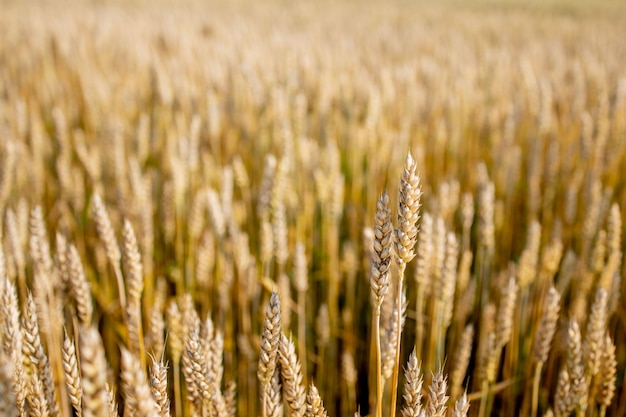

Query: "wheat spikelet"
<box><xmin>533</xmin><ymin>287</ymin><xmax>560</xmax><ymax>364</ymax></box>
<box><xmin>554</xmin><ymin>368</ymin><xmax>570</xmax><ymax>417</ymax></box>
<box><xmin>305</xmin><ymin>384</ymin><xmax>327</xmax><ymax>417</ymax></box>
<box><xmin>206</xmin><ymin>188</ymin><xmax>226</xmax><ymax>238</ymax></box>
<box><xmin>209</xmin><ymin>329</ymin><xmax>225</xmax><ymax>387</ymax></box>
<box><xmin>279</xmin><ymin>333</ymin><xmax>306</xmax><ymax>417</ymax></box>
<box><xmin>583</xmin><ymin>288</ymin><xmax>607</xmax><ymax>377</ymax></box>
<box><xmin>0</xmin><ymin>352</ymin><xmax>19</xmax><ymax>417</ymax></box>
<box><xmin>79</xmin><ymin>327</ymin><xmax>109</xmax><ymax>417</ymax></box>
<box><xmin>414</xmin><ymin>212</ymin><xmax>433</xmax><ymax>292</ymax></box>
<box><xmin>67</xmin><ymin>244</ymin><xmax>93</xmax><ymax>325</ymax></box>
<box><xmin>394</xmin><ymin>152</ymin><xmax>422</xmax><ymax>266</ymax></box>
<box><xmin>257</xmin><ymin>154</ymin><xmax>277</xmax><ymax>220</ymax></box>
<box><xmin>5</xmin><ymin>208</ymin><xmax>25</xmax><ymax>283</ymax></box>
<box><xmin>122</xmin><ymin>219</ymin><xmax>143</xmax><ymax>303</ymax></box>
<box><xmin>371</xmin><ymin>192</ymin><xmax>392</xmax><ymax>307</ymax></box>
<box><xmin>267</xmin><ymin>369</ymin><xmax>283</xmax><ymax>417</ymax></box>
<box><xmin>450</xmin><ymin>324</ymin><xmax>474</xmax><ymax>399</ymax></box>
<box><xmin>27</xmin><ymin>374</ymin><xmax>50</xmax><ymax>417</ymax></box>
<box><xmin>166</xmin><ymin>300</ymin><xmax>184</xmax><ymax>363</ymax></box>
<box><xmin>54</xmin><ymin>233</ymin><xmax>70</xmax><ymax>293</ymax></box>
<box><xmin>477</xmin><ymin>174</ymin><xmax>495</xmax><ymax>253</ymax></box>
<box><xmin>258</xmin><ymin>292</ymin><xmax>281</xmax><ymax>387</ymax></box>
<box><xmin>21</xmin><ymin>293</ymin><xmax>59</xmax><ymax>417</ymax></box>
<box><xmin>518</xmin><ymin>220</ymin><xmax>541</xmax><ymax>288</ymax></box>
<box><xmin>565</xmin><ymin>321</ymin><xmax>587</xmax><ymax>414</ymax></box>
<box><xmin>182</xmin><ymin>325</ymin><xmax>210</xmax><ymax>406</ymax></box>
<box><xmin>62</xmin><ymin>333</ymin><xmax>82</xmax><ymax>417</ymax></box>
<box><xmin>401</xmin><ymin>348</ymin><xmax>423</xmax><ymax>417</ymax></box>
<box><xmin>495</xmin><ymin>276</ymin><xmax>518</xmax><ymax>348</ymax></box>
<box><xmin>28</xmin><ymin>205</ymin><xmax>53</xmax><ymax>276</ymax></box>
<box><xmin>224</xmin><ymin>380</ymin><xmax>237</xmax><ymax>417</ymax></box>
<box><xmin>106</xmin><ymin>384</ymin><xmax>117</xmax><ymax>417</ymax></box>
<box><xmin>146</xmin><ymin>302</ymin><xmax>165</xmax><ymax>360</ymax></box>
<box><xmin>427</xmin><ymin>370</ymin><xmax>449</xmax><ymax>417</ymax></box>
<box><xmin>122</xmin><ymin>219</ymin><xmax>145</xmax><ymax>365</ymax></box>
<box><xmin>1</xmin><ymin>278</ymin><xmax>23</xmax><ymax>364</ymax></box>
<box><xmin>90</xmin><ymin>193</ymin><xmax>121</xmax><ymax>265</ymax></box>
<box><xmin>149</xmin><ymin>356</ymin><xmax>171</xmax><ymax>417</ymax></box>
<box><xmin>271</xmin><ymin>198</ymin><xmax>288</xmax><ymax>270</ymax></box>
<box><xmin>452</xmin><ymin>391</ymin><xmax>470</xmax><ymax>417</ymax></box>
<box><xmin>120</xmin><ymin>348</ymin><xmax>160</xmax><ymax>417</ymax></box>
<box><xmin>596</xmin><ymin>334</ymin><xmax>616</xmax><ymax>410</ymax></box>
<box><xmin>438</xmin><ymin>232</ymin><xmax>458</xmax><ymax>330</ymax></box>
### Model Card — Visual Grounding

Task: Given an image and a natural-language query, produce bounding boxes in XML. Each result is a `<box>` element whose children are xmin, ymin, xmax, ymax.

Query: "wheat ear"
<box><xmin>401</xmin><ymin>348</ymin><xmax>423</xmax><ymax>417</ymax></box>
<box><xmin>62</xmin><ymin>333</ymin><xmax>83</xmax><ymax>417</ymax></box>
<box><xmin>78</xmin><ymin>326</ymin><xmax>109</xmax><ymax>417</ymax></box>
<box><xmin>258</xmin><ymin>292</ymin><xmax>281</xmax><ymax>417</ymax></box>
<box><xmin>148</xmin><ymin>356</ymin><xmax>171</xmax><ymax>417</ymax></box>
<box><xmin>371</xmin><ymin>191</ymin><xmax>392</xmax><ymax>417</ymax></box>
<box><xmin>279</xmin><ymin>333</ymin><xmax>306</xmax><ymax>417</ymax></box>
<box><xmin>120</xmin><ymin>348</ymin><xmax>160</xmax><ymax>417</ymax></box>
<box><xmin>391</xmin><ymin>152</ymin><xmax>421</xmax><ymax>417</ymax></box>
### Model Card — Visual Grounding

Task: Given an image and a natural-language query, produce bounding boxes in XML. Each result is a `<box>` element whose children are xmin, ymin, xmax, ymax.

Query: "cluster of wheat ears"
<box><xmin>0</xmin><ymin>1</ymin><xmax>625</xmax><ymax>416</ymax></box>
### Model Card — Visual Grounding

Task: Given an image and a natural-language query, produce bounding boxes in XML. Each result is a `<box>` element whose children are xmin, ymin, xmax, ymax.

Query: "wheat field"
<box><xmin>0</xmin><ymin>0</ymin><xmax>625</xmax><ymax>416</ymax></box>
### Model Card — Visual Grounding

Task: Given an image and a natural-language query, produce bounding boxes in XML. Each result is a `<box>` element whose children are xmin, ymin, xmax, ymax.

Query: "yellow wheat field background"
<box><xmin>0</xmin><ymin>0</ymin><xmax>625</xmax><ymax>416</ymax></box>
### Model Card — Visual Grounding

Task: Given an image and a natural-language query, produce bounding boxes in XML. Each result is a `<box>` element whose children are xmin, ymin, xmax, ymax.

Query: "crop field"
<box><xmin>1</xmin><ymin>0</ymin><xmax>626</xmax><ymax>416</ymax></box>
